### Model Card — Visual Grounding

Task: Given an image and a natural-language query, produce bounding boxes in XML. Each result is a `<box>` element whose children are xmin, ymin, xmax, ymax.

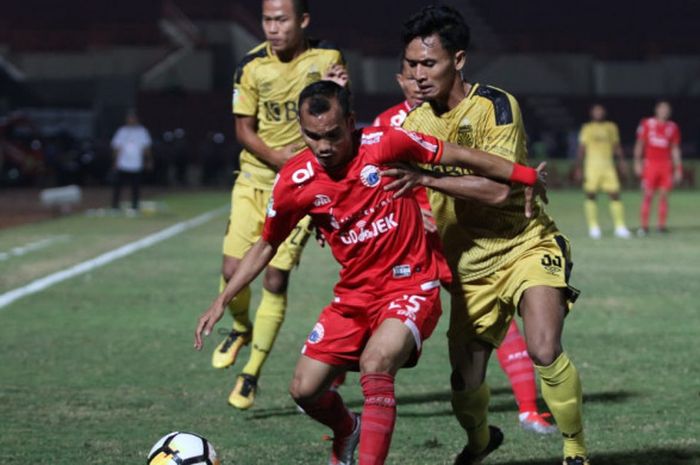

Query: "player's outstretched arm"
<box><xmin>235</xmin><ymin>115</ymin><xmax>301</xmax><ymax>170</ymax></box>
<box><xmin>194</xmin><ymin>239</ymin><xmax>277</xmax><ymax>350</ymax></box>
<box><xmin>382</xmin><ymin>164</ymin><xmax>510</xmax><ymax>205</ymax></box>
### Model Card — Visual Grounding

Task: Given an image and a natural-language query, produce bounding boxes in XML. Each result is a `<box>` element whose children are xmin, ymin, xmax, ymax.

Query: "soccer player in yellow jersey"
<box><xmin>215</xmin><ymin>0</ymin><xmax>347</xmax><ymax>410</ymax></box>
<box><xmin>575</xmin><ymin>104</ymin><xmax>631</xmax><ymax>239</ymax></box>
<box><xmin>386</xmin><ymin>6</ymin><xmax>589</xmax><ymax>465</ymax></box>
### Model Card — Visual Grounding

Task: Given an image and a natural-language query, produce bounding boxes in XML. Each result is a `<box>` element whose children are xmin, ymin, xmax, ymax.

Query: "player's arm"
<box><xmin>633</xmin><ymin>138</ymin><xmax>644</xmax><ymax>178</ymax></box>
<box><xmin>194</xmin><ymin>238</ymin><xmax>277</xmax><ymax>349</ymax></box>
<box><xmin>382</xmin><ymin>164</ymin><xmax>510</xmax><ymax>205</ymax></box>
<box><xmin>574</xmin><ymin>143</ymin><xmax>586</xmax><ymax>182</ymax></box>
<box><xmin>672</xmin><ymin>142</ymin><xmax>683</xmax><ymax>185</ymax></box>
<box><xmin>235</xmin><ymin>115</ymin><xmax>300</xmax><ymax>169</ymax></box>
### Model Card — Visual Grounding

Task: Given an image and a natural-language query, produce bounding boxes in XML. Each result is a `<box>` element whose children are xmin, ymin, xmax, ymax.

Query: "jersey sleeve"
<box><xmin>261</xmin><ymin>174</ymin><xmax>308</xmax><ymax>248</ymax></box>
<box><xmin>578</xmin><ymin>125</ymin><xmax>589</xmax><ymax>145</ymax></box>
<box><xmin>383</xmin><ymin>127</ymin><xmax>444</xmax><ymax>164</ymax></box>
<box><xmin>479</xmin><ymin>93</ymin><xmax>524</xmax><ymax>162</ymax></box>
<box><xmin>636</xmin><ymin>119</ymin><xmax>648</xmax><ymax>140</ymax></box>
<box><xmin>232</xmin><ymin>57</ymin><xmax>259</xmax><ymax>117</ymax></box>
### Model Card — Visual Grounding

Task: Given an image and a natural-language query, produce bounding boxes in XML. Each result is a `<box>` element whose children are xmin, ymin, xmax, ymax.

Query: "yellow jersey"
<box><xmin>578</xmin><ymin>121</ymin><xmax>619</xmax><ymax>171</ymax></box>
<box><xmin>232</xmin><ymin>40</ymin><xmax>345</xmax><ymax>189</ymax></box>
<box><xmin>403</xmin><ymin>83</ymin><xmax>558</xmax><ymax>281</ymax></box>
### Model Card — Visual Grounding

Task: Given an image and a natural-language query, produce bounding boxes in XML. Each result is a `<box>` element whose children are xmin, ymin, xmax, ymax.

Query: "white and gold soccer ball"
<box><xmin>147</xmin><ymin>432</ymin><xmax>221</xmax><ymax>465</ymax></box>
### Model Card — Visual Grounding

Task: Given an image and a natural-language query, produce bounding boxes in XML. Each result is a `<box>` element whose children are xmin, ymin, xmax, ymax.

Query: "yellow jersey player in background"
<box><xmin>385</xmin><ymin>6</ymin><xmax>589</xmax><ymax>465</ymax></box>
<box><xmin>575</xmin><ymin>104</ymin><xmax>631</xmax><ymax>239</ymax></box>
<box><xmin>216</xmin><ymin>0</ymin><xmax>347</xmax><ymax>410</ymax></box>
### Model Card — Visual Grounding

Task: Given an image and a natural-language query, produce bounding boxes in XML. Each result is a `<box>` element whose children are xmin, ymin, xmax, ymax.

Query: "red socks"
<box><xmin>641</xmin><ymin>191</ymin><xmax>653</xmax><ymax>229</ymax></box>
<box><xmin>359</xmin><ymin>373</ymin><xmax>396</xmax><ymax>465</ymax></box>
<box><xmin>302</xmin><ymin>389</ymin><xmax>355</xmax><ymax>439</ymax></box>
<box><xmin>496</xmin><ymin>321</ymin><xmax>538</xmax><ymax>413</ymax></box>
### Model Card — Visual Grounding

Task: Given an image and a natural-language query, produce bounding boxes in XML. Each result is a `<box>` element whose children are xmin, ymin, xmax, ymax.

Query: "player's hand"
<box><xmin>633</xmin><ymin>160</ymin><xmax>643</xmax><ymax>178</ymax></box>
<box><xmin>421</xmin><ymin>208</ymin><xmax>438</xmax><ymax>234</ymax></box>
<box><xmin>524</xmin><ymin>162</ymin><xmax>548</xmax><ymax>219</ymax></box>
<box><xmin>314</xmin><ymin>224</ymin><xmax>326</xmax><ymax>248</ymax></box>
<box><xmin>617</xmin><ymin>160</ymin><xmax>629</xmax><ymax>182</ymax></box>
<box><xmin>323</xmin><ymin>64</ymin><xmax>349</xmax><ymax>88</ymax></box>
<box><xmin>573</xmin><ymin>166</ymin><xmax>583</xmax><ymax>184</ymax></box>
<box><xmin>271</xmin><ymin>143</ymin><xmax>304</xmax><ymax>170</ymax></box>
<box><xmin>194</xmin><ymin>300</ymin><xmax>226</xmax><ymax>350</ymax></box>
<box><xmin>381</xmin><ymin>163</ymin><xmax>427</xmax><ymax>199</ymax></box>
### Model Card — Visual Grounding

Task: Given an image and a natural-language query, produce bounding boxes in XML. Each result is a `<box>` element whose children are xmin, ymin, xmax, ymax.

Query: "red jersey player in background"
<box><xmin>373</xmin><ymin>57</ymin><xmax>557</xmax><ymax>435</ymax></box>
<box><xmin>634</xmin><ymin>100</ymin><xmax>682</xmax><ymax>235</ymax></box>
<box><xmin>195</xmin><ymin>81</ymin><xmax>546</xmax><ymax>465</ymax></box>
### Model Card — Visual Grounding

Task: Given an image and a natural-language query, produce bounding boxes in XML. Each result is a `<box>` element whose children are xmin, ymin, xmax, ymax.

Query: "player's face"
<box><xmin>396</xmin><ymin>70</ymin><xmax>423</xmax><ymax>107</ymax></box>
<box><xmin>590</xmin><ymin>105</ymin><xmax>605</xmax><ymax>121</ymax></box>
<box><xmin>655</xmin><ymin>101</ymin><xmax>671</xmax><ymax>121</ymax></box>
<box><xmin>299</xmin><ymin>100</ymin><xmax>355</xmax><ymax>172</ymax></box>
<box><xmin>262</xmin><ymin>0</ymin><xmax>309</xmax><ymax>54</ymax></box>
<box><xmin>404</xmin><ymin>34</ymin><xmax>465</xmax><ymax>103</ymax></box>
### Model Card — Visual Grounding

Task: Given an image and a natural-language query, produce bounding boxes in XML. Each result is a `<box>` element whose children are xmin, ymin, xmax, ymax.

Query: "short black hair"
<box><xmin>402</xmin><ymin>5</ymin><xmax>470</xmax><ymax>55</ymax></box>
<box><xmin>293</xmin><ymin>0</ymin><xmax>309</xmax><ymax>16</ymax></box>
<box><xmin>298</xmin><ymin>81</ymin><xmax>351</xmax><ymax>118</ymax></box>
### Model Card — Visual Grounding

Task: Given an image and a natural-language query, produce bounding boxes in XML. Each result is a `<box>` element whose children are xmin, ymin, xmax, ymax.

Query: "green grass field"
<box><xmin>1</xmin><ymin>189</ymin><xmax>698</xmax><ymax>465</ymax></box>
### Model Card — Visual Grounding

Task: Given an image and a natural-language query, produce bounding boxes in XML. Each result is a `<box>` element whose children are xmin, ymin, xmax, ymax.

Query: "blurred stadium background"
<box><xmin>1</xmin><ymin>2</ymin><xmax>699</xmax><ymax>464</ymax></box>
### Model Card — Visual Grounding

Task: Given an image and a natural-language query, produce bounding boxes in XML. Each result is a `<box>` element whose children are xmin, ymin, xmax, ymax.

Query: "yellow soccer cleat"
<box><xmin>228</xmin><ymin>374</ymin><xmax>257</xmax><ymax>410</ymax></box>
<box><xmin>211</xmin><ymin>329</ymin><xmax>251</xmax><ymax>369</ymax></box>
<box><xmin>563</xmin><ymin>457</ymin><xmax>590</xmax><ymax>465</ymax></box>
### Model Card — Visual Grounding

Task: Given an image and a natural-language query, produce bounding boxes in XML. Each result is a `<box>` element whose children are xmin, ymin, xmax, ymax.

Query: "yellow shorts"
<box><xmin>222</xmin><ymin>178</ymin><xmax>311</xmax><ymax>271</ymax></box>
<box><xmin>447</xmin><ymin>234</ymin><xmax>580</xmax><ymax>348</ymax></box>
<box><xmin>584</xmin><ymin>167</ymin><xmax>620</xmax><ymax>193</ymax></box>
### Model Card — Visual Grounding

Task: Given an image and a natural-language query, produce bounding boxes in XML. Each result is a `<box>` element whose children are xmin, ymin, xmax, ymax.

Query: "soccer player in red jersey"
<box><xmin>374</xmin><ymin>54</ymin><xmax>556</xmax><ymax>437</ymax></box>
<box><xmin>634</xmin><ymin>100</ymin><xmax>682</xmax><ymax>235</ymax></box>
<box><xmin>194</xmin><ymin>81</ymin><xmax>546</xmax><ymax>465</ymax></box>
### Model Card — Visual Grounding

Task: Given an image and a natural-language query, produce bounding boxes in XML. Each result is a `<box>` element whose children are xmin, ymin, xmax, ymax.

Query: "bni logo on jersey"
<box><xmin>360</xmin><ymin>164</ymin><xmax>381</xmax><ymax>188</ymax></box>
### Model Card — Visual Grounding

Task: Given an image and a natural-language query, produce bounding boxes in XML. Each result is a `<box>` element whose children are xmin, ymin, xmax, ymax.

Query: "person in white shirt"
<box><xmin>110</xmin><ymin>111</ymin><xmax>152</xmax><ymax>210</ymax></box>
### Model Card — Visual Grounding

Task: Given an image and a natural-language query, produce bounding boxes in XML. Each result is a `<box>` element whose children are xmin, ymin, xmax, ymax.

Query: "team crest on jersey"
<box><xmin>314</xmin><ymin>194</ymin><xmax>332</xmax><ymax>207</ymax></box>
<box><xmin>307</xmin><ymin>323</ymin><xmax>325</xmax><ymax>344</ymax></box>
<box><xmin>457</xmin><ymin>117</ymin><xmax>475</xmax><ymax>147</ymax></box>
<box><xmin>360</xmin><ymin>164</ymin><xmax>381</xmax><ymax>188</ymax></box>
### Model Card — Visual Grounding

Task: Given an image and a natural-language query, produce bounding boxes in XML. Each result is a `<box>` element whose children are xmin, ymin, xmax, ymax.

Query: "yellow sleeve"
<box><xmin>232</xmin><ymin>58</ymin><xmax>259</xmax><ymax>117</ymax></box>
<box><xmin>578</xmin><ymin>125</ymin><xmax>589</xmax><ymax>145</ymax></box>
<box><xmin>479</xmin><ymin>92</ymin><xmax>524</xmax><ymax>163</ymax></box>
<box><xmin>610</xmin><ymin>123</ymin><xmax>620</xmax><ymax>145</ymax></box>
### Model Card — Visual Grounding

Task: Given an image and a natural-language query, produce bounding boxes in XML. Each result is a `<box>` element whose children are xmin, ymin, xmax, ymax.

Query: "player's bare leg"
<box><xmin>639</xmin><ymin>186</ymin><xmax>654</xmax><ymax>236</ymax></box>
<box><xmin>583</xmin><ymin>192</ymin><xmax>601</xmax><ymax>239</ymax></box>
<box><xmin>357</xmin><ymin>318</ymin><xmax>416</xmax><ymax>465</ymax></box>
<box><xmin>607</xmin><ymin>192</ymin><xmax>631</xmax><ymax>238</ymax></box>
<box><xmin>449</xmin><ymin>337</ymin><xmax>503</xmax><ymax>465</ymax></box>
<box><xmin>520</xmin><ymin>286</ymin><xmax>588</xmax><ymax>463</ymax></box>
<box><xmin>290</xmin><ymin>356</ymin><xmax>359</xmax><ymax>465</ymax></box>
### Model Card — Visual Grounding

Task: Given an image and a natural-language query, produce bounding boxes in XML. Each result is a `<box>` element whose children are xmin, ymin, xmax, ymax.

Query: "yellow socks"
<box><xmin>241</xmin><ymin>288</ymin><xmax>287</xmax><ymax>377</ymax></box>
<box><xmin>584</xmin><ymin>200</ymin><xmax>598</xmax><ymax>230</ymax></box>
<box><xmin>536</xmin><ymin>353</ymin><xmax>587</xmax><ymax>458</ymax></box>
<box><xmin>220</xmin><ymin>277</ymin><xmax>252</xmax><ymax>333</ymax></box>
<box><xmin>609</xmin><ymin>200</ymin><xmax>627</xmax><ymax>229</ymax></box>
<box><xmin>451</xmin><ymin>383</ymin><xmax>491</xmax><ymax>454</ymax></box>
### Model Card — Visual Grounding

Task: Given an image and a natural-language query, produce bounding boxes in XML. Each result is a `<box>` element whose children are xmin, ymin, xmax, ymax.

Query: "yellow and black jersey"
<box><xmin>232</xmin><ymin>39</ymin><xmax>345</xmax><ymax>188</ymax></box>
<box><xmin>403</xmin><ymin>83</ymin><xmax>558</xmax><ymax>281</ymax></box>
<box><xmin>578</xmin><ymin>121</ymin><xmax>620</xmax><ymax>171</ymax></box>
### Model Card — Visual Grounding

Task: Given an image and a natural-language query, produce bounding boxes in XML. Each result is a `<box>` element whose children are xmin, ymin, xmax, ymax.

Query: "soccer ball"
<box><xmin>147</xmin><ymin>431</ymin><xmax>220</xmax><ymax>465</ymax></box>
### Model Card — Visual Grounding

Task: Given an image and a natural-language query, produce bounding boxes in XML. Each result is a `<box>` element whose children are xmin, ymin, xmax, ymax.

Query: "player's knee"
<box><xmin>263</xmin><ymin>267</ymin><xmax>289</xmax><ymax>294</ymax></box>
<box><xmin>585</xmin><ymin>192</ymin><xmax>596</xmax><ymax>201</ymax></box>
<box><xmin>609</xmin><ymin>192</ymin><xmax>621</xmax><ymax>201</ymax></box>
<box><xmin>527</xmin><ymin>343</ymin><xmax>562</xmax><ymax>367</ymax></box>
<box><xmin>288</xmin><ymin>374</ymin><xmax>321</xmax><ymax>405</ymax></box>
<box><xmin>359</xmin><ymin>349</ymin><xmax>393</xmax><ymax>375</ymax></box>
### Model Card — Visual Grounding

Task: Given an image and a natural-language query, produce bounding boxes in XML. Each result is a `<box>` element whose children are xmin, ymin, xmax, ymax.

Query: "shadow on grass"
<box><xmin>247</xmin><ymin>390</ymin><xmax>639</xmax><ymax>420</ymax></box>
<box><xmin>495</xmin><ymin>447</ymin><xmax>700</xmax><ymax>465</ymax></box>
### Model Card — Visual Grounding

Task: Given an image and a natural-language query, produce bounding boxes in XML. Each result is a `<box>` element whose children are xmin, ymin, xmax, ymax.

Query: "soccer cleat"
<box><xmin>588</xmin><ymin>226</ymin><xmax>601</xmax><ymax>239</ymax></box>
<box><xmin>518</xmin><ymin>411</ymin><xmax>558</xmax><ymax>434</ymax></box>
<box><xmin>636</xmin><ymin>227</ymin><xmax>649</xmax><ymax>237</ymax></box>
<box><xmin>614</xmin><ymin>226</ymin><xmax>631</xmax><ymax>239</ymax></box>
<box><xmin>228</xmin><ymin>374</ymin><xmax>257</xmax><ymax>410</ymax></box>
<box><xmin>328</xmin><ymin>413</ymin><xmax>360</xmax><ymax>465</ymax></box>
<box><xmin>563</xmin><ymin>456</ymin><xmax>590</xmax><ymax>465</ymax></box>
<box><xmin>453</xmin><ymin>425</ymin><xmax>504</xmax><ymax>465</ymax></box>
<box><xmin>211</xmin><ymin>329</ymin><xmax>251</xmax><ymax>369</ymax></box>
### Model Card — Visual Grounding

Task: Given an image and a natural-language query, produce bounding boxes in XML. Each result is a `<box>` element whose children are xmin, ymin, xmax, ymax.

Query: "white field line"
<box><xmin>0</xmin><ymin>207</ymin><xmax>226</xmax><ymax>310</ymax></box>
<box><xmin>0</xmin><ymin>235</ymin><xmax>71</xmax><ymax>261</ymax></box>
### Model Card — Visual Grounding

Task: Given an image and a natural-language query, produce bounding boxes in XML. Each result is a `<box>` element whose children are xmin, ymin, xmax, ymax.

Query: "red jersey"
<box><xmin>636</xmin><ymin>118</ymin><xmax>681</xmax><ymax>163</ymax></box>
<box><xmin>262</xmin><ymin>126</ymin><xmax>452</xmax><ymax>300</ymax></box>
<box><xmin>372</xmin><ymin>100</ymin><xmax>412</xmax><ymax>128</ymax></box>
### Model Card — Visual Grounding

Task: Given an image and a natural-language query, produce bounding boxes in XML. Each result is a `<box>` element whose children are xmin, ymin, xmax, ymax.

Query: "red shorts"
<box><xmin>643</xmin><ymin>163</ymin><xmax>673</xmax><ymax>191</ymax></box>
<box><xmin>301</xmin><ymin>280</ymin><xmax>442</xmax><ymax>370</ymax></box>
